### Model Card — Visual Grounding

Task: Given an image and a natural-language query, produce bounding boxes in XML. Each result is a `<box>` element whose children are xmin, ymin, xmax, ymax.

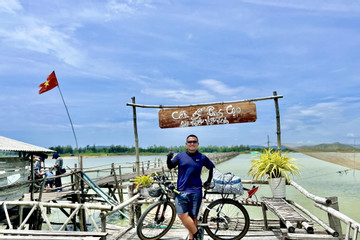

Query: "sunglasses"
<box><xmin>187</xmin><ymin>141</ymin><xmax>198</xmax><ymax>144</ymax></box>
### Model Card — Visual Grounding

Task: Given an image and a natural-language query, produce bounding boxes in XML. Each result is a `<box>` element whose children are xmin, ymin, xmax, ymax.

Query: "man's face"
<box><xmin>186</xmin><ymin>136</ymin><xmax>199</xmax><ymax>153</ymax></box>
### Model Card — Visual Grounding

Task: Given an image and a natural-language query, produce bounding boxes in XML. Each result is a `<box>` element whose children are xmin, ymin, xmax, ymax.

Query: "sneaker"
<box><xmin>193</xmin><ymin>228</ymin><xmax>204</xmax><ymax>240</ymax></box>
<box><xmin>57</xmin><ymin>190</ymin><xmax>63</xmax><ymax>192</ymax></box>
<box><xmin>198</xmin><ymin>227</ymin><xmax>204</xmax><ymax>240</ymax></box>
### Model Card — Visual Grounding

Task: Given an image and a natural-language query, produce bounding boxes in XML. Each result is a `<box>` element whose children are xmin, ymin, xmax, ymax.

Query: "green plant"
<box><xmin>248</xmin><ymin>148</ymin><xmax>301</xmax><ymax>182</ymax></box>
<box><xmin>134</xmin><ymin>175</ymin><xmax>153</xmax><ymax>189</ymax></box>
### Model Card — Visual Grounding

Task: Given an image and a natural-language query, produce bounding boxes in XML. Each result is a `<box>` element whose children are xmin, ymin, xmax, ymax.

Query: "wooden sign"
<box><xmin>159</xmin><ymin>102</ymin><xmax>257</xmax><ymax>129</ymax></box>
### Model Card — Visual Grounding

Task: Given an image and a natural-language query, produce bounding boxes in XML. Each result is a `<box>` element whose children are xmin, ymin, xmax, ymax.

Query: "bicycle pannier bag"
<box><xmin>213</xmin><ymin>168</ymin><xmax>244</xmax><ymax>195</ymax></box>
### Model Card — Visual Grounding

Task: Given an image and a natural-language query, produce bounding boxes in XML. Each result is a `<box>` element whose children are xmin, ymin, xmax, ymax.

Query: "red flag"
<box><xmin>39</xmin><ymin>71</ymin><xmax>59</xmax><ymax>94</ymax></box>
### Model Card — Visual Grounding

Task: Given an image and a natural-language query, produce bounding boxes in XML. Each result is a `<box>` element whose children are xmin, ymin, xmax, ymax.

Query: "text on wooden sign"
<box><xmin>159</xmin><ymin>102</ymin><xmax>257</xmax><ymax>129</ymax></box>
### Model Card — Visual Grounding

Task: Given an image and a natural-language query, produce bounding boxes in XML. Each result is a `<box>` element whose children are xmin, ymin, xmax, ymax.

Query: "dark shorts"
<box><xmin>175</xmin><ymin>192</ymin><xmax>202</xmax><ymax>218</ymax></box>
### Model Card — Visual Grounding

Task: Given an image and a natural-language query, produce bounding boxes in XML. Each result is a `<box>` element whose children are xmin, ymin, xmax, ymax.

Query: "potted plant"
<box><xmin>248</xmin><ymin>148</ymin><xmax>300</xmax><ymax>198</ymax></box>
<box><xmin>134</xmin><ymin>174</ymin><xmax>153</xmax><ymax>197</ymax></box>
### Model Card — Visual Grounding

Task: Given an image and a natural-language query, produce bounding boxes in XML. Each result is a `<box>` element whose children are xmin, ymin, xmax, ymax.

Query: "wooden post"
<box><xmin>19</xmin><ymin>205</ymin><xmax>24</xmax><ymax>227</ymax></box>
<box><xmin>74</xmin><ymin>164</ymin><xmax>79</xmax><ymax>191</ymax></box>
<box><xmin>273</xmin><ymin>91</ymin><xmax>282</xmax><ymax>152</ymax></box>
<box><xmin>73</xmin><ymin>164</ymin><xmax>79</xmax><ymax>230</ymax></box>
<box><xmin>142</xmin><ymin>162</ymin><xmax>145</xmax><ymax>175</ymax></box>
<box><xmin>327</xmin><ymin>196</ymin><xmax>343</xmax><ymax>238</ymax></box>
<box><xmin>71</xmin><ymin>169</ymin><xmax>74</xmax><ymax>191</ymax></box>
<box><xmin>131</xmin><ymin>97</ymin><xmax>140</xmax><ymax>176</ymax></box>
<box><xmin>112</xmin><ymin>163</ymin><xmax>122</xmax><ymax>204</ymax></box>
<box><xmin>135</xmin><ymin>203</ymin><xmax>142</xmax><ymax>223</ymax></box>
<box><xmin>79</xmin><ymin>157</ymin><xmax>87</xmax><ymax>231</ymax></box>
<box><xmin>118</xmin><ymin>166</ymin><xmax>124</xmax><ymax>203</ymax></box>
<box><xmin>30</xmin><ymin>154</ymin><xmax>34</xmax><ymax>201</ymax></box>
<box><xmin>100</xmin><ymin>212</ymin><xmax>106</xmax><ymax>235</ymax></box>
<box><xmin>261</xmin><ymin>203</ymin><xmax>269</xmax><ymax>230</ymax></box>
<box><xmin>128</xmin><ymin>185</ymin><xmax>135</xmax><ymax>227</ymax></box>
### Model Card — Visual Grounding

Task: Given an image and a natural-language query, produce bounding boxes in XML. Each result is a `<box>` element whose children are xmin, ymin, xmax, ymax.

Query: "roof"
<box><xmin>0</xmin><ymin>136</ymin><xmax>55</xmax><ymax>153</ymax></box>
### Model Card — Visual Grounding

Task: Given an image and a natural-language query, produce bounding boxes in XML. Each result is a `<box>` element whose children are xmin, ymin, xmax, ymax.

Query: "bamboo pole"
<box><xmin>118</xmin><ymin>166</ymin><xmax>124</xmax><ymax>203</ymax></box>
<box><xmin>79</xmin><ymin>156</ymin><xmax>86</xmax><ymax>231</ymax></box>
<box><xmin>289</xmin><ymin>180</ymin><xmax>331</xmax><ymax>205</ymax></box>
<box><xmin>3</xmin><ymin>202</ymin><xmax>13</xmax><ymax>229</ymax></box>
<box><xmin>112</xmin><ymin>163</ymin><xmax>122</xmax><ymax>205</ymax></box>
<box><xmin>103</xmin><ymin>192</ymin><xmax>141</xmax><ymax>217</ymax></box>
<box><xmin>126</xmin><ymin>95</ymin><xmax>283</xmax><ymax>109</ymax></box>
<box><xmin>19</xmin><ymin>205</ymin><xmax>23</xmax><ymax>228</ymax></box>
<box><xmin>84</xmin><ymin>205</ymin><xmax>100</xmax><ymax>232</ymax></box>
<box><xmin>326</xmin><ymin>196</ymin><xmax>343</xmax><ymax>238</ymax></box>
<box><xmin>288</xmin><ymin>200</ymin><xmax>337</xmax><ymax>236</ymax></box>
<box><xmin>131</xmin><ymin>96</ymin><xmax>140</xmax><ymax>177</ymax></box>
<box><xmin>315</xmin><ymin>203</ymin><xmax>360</xmax><ymax>233</ymax></box>
<box><xmin>273</xmin><ymin>91</ymin><xmax>282</xmax><ymax>151</ymax></box>
<box><xmin>4</xmin><ymin>200</ymin><xmax>112</xmax><ymax>210</ymax></box>
<box><xmin>353</xmin><ymin>225</ymin><xmax>359</xmax><ymax>240</ymax></box>
<box><xmin>30</xmin><ymin>154</ymin><xmax>34</xmax><ymax>201</ymax></box>
<box><xmin>100</xmin><ymin>212</ymin><xmax>106</xmax><ymax>233</ymax></box>
<box><xmin>59</xmin><ymin>205</ymin><xmax>81</xmax><ymax>231</ymax></box>
<box><xmin>74</xmin><ymin>164</ymin><xmax>82</xmax><ymax>231</ymax></box>
<box><xmin>20</xmin><ymin>205</ymin><xmax>37</xmax><ymax>230</ymax></box>
<box><xmin>71</xmin><ymin>167</ymin><xmax>74</xmax><ymax>191</ymax></box>
<box><xmin>39</xmin><ymin>204</ymin><xmax>53</xmax><ymax>230</ymax></box>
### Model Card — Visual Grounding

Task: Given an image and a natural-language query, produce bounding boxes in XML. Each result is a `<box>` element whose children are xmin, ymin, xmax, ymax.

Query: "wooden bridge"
<box><xmin>1</xmin><ymin>153</ymin><xmax>360</xmax><ymax>240</ymax></box>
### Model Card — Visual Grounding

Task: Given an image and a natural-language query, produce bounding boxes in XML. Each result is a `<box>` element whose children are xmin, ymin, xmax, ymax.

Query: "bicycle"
<box><xmin>136</xmin><ymin>172</ymin><xmax>259</xmax><ymax>240</ymax></box>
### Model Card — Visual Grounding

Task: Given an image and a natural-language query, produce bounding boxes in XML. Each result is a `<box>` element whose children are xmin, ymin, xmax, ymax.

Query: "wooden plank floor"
<box><xmin>108</xmin><ymin>227</ymin><xmax>282</xmax><ymax>240</ymax></box>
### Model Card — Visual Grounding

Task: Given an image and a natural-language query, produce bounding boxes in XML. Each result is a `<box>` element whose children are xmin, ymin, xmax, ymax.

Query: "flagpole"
<box><xmin>56</xmin><ymin>84</ymin><xmax>79</xmax><ymax>159</ymax></box>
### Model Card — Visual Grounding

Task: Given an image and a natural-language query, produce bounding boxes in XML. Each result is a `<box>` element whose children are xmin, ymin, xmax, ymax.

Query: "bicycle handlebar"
<box><xmin>152</xmin><ymin>172</ymin><xmax>180</xmax><ymax>195</ymax></box>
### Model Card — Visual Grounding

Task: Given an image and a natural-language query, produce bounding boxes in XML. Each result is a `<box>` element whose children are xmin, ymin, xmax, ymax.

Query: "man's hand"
<box><xmin>167</xmin><ymin>148</ymin><xmax>174</xmax><ymax>160</ymax></box>
<box><xmin>203</xmin><ymin>181</ymin><xmax>211</xmax><ymax>190</ymax></box>
<box><xmin>167</xmin><ymin>148</ymin><xmax>175</xmax><ymax>169</ymax></box>
<box><xmin>167</xmin><ymin>152</ymin><xmax>173</xmax><ymax>160</ymax></box>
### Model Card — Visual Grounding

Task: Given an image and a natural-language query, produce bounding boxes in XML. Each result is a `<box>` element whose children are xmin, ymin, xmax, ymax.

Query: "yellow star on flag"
<box><xmin>39</xmin><ymin>71</ymin><xmax>59</xmax><ymax>94</ymax></box>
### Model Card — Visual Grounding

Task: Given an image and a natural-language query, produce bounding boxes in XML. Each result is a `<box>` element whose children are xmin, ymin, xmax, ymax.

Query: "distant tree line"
<box><xmin>49</xmin><ymin>144</ymin><xmax>257</xmax><ymax>155</ymax></box>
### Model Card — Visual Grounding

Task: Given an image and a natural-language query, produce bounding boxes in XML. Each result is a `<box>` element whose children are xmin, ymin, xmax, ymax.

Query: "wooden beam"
<box><xmin>126</xmin><ymin>95</ymin><xmax>283</xmax><ymax>109</ymax></box>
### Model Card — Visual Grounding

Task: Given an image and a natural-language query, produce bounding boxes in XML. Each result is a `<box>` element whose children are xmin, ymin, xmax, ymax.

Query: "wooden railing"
<box><xmin>289</xmin><ymin>180</ymin><xmax>360</xmax><ymax>239</ymax></box>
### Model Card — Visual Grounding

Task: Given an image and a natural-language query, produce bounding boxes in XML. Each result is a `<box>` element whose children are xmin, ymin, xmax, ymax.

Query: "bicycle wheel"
<box><xmin>136</xmin><ymin>200</ymin><xmax>176</xmax><ymax>240</ymax></box>
<box><xmin>203</xmin><ymin>198</ymin><xmax>250</xmax><ymax>240</ymax></box>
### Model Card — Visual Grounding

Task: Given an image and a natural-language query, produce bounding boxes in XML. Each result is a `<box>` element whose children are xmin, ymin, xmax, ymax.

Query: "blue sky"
<box><xmin>0</xmin><ymin>0</ymin><xmax>359</xmax><ymax>149</ymax></box>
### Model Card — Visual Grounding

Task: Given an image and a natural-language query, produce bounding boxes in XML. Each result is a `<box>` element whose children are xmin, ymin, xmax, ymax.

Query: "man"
<box><xmin>34</xmin><ymin>156</ymin><xmax>45</xmax><ymax>179</ymax></box>
<box><xmin>167</xmin><ymin>134</ymin><xmax>214</xmax><ymax>240</ymax></box>
<box><xmin>53</xmin><ymin>153</ymin><xmax>63</xmax><ymax>192</ymax></box>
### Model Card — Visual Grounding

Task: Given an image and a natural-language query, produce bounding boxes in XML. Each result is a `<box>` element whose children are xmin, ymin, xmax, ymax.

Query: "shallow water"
<box><xmin>215</xmin><ymin>153</ymin><xmax>360</xmax><ymax>223</ymax></box>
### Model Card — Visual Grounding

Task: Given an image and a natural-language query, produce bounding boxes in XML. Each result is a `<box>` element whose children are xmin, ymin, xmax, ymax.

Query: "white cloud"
<box><xmin>0</xmin><ymin>0</ymin><xmax>22</xmax><ymax>14</ymax></box>
<box><xmin>104</xmin><ymin>0</ymin><xmax>155</xmax><ymax>19</ymax></box>
<box><xmin>241</xmin><ymin>0</ymin><xmax>360</xmax><ymax>13</ymax></box>
<box><xmin>199</xmin><ymin>79</ymin><xmax>251</xmax><ymax>96</ymax></box>
<box><xmin>285</xmin><ymin>101</ymin><xmax>342</xmax><ymax>125</ymax></box>
<box><xmin>0</xmin><ymin>9</ymin><xmax>85</xmax><ymax>67</ymax></box>
<box><xmin>141</xmin><ymin>88</ymin><xmax>215</xmax><ymax>103</ymax></box>
<box><xmin>282</xmin><ymin>97</ymin><xmax>360</xmax><ymax>144</ymax></box>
